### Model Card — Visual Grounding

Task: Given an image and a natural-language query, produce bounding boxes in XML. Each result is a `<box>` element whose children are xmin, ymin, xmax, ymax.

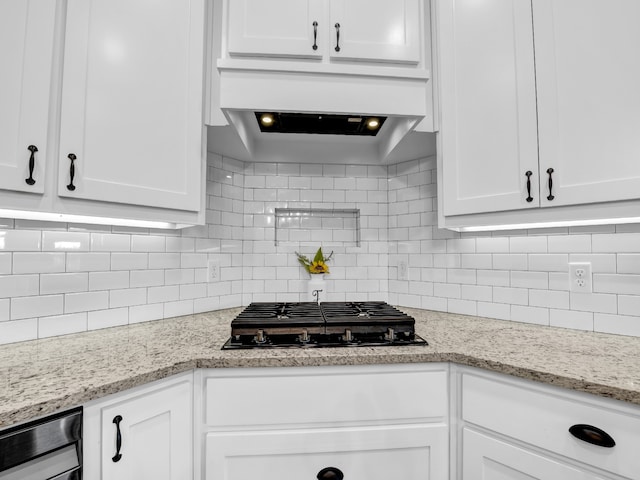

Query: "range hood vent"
<box><xmin>255</xmin><ymin>112</ymin><xmax>386</xmax><ymax>136</ymax></box>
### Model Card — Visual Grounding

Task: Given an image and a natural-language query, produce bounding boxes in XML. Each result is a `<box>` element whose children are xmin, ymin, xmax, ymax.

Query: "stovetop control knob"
<box><xmin>344</xmin><ymin>329</ymin><xmax>353</xmax><ymax>342</ymax></box>
<box><xmin>255</xmin><ymin>329</ymin><xmax>266</xmax><ymax>344</ymax></box>
<box><xmin>385</xmin><ymin>327</ymin><xmax>395</xmax><ymax>342</ymax></box>
<box><xmin>300</xmin><ymin>329</ymin><xmax>309</xmax><ymax>343</ymax></box>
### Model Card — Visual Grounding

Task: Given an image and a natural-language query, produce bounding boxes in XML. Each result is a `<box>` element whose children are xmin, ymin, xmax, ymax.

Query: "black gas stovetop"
<box><xmin>222</xmin><ymin>301</ymin><xmax>428</xmax><ymax>349</ymax></box>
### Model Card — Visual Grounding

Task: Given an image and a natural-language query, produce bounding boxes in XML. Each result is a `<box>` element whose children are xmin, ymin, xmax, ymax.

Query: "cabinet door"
<box><xmin>437</xmin><ymin>0</ymin><xmax>539</xmax><ymax>216</ymax></box>
<box><xmin>227</xmin><ymin>0</ymin><xmax>324</xmax><ymax>58</ymax></box>
<box><xmin>207</xmin><ymin>424</ymin><xmax>448</xmax><ymax>480</ymax></box>
<box><xmin>0</xmin><ymin>0</ymin><xmax>55</xmax><ymax>195</ymax></box>
<box><xmin>463</xmin><ymin>428</ymin><xmax>607</xmax><ymax>480</ymax></box>
<box><xmin>98</xmin><ymin>379</ymin><xmax>193</xmax><ymax>480</ymax></box>
<box><xmin>58</xmin><ymin>0</ymin><xmax>204</xmax><ymax>212</ymax></box>
<box><xmin>329</xmin><ymin>0</ymin><xmax>421</xmax><ymax>64</ymax></box>
<box><xmin>533</xmin><ymin>0</ymin><xmax>640</xmax><ymax>208</ymax></box>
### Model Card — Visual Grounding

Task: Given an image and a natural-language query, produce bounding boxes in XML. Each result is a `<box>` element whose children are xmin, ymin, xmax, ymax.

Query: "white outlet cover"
<box><xmin>207</xmin><ymin>260</ymin><xmax>220</xmax><ymax>282</ymax></box>
<box><xmin>569</xmin><ymin>262</ymin><xmax>592</xmax><ymax>293</ymax></box>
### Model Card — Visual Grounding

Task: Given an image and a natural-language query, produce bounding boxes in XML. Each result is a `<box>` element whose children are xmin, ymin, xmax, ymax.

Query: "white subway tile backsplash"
<box><xmin>592</xmin><ymin>233</ymin><xmax>640</xmax><ymax>253</ymax></box>
<box><xmin>593</xmin><ymin>274</ymin><xmax>640</xmax><ymax>295</ymax></box>
<box><xmin>494</xmin><ymin>287</ymin><xmax>528</xmax><ymax>305</ymax></box>
<box><xmin>492</xmin><ymin>254</ymin><xmax>527</xmax><ymax>270</ymax></box>
<box><xmin>65</xmin><ymin>291</ymin><xmax>109</xmax><ymax>313</ymax></box>
<box><xmin>0</xmin><ymin>299</ymin><xmax>8</xmax><ymax>321</ymax></box>
<box><xmin>511</xmin><ymin>305</ymin><xmax>549</xmax><ymax>326</ymax></box>
<box><xmin>38</xmin><ymin>313</ymin><xmax>87</xmax><ymax>338</ymax></box>
<box><xmin>130</xmin><ymin>303</ymin><xmax>164</xmax><ymax>324</ymax></box>
<box><xmin>618</xmin><ymin>295</ymin><xmax>640</xmax><ymax>316</ymax></box>
<box><xmin>13</xmin><ymin>253</ymin><xmax>65</xmax><ymax>274</ymax></box>
<box><xmin>570</xmin><ymin>292</ymin><xmax>617</xmax><ymax>314</ymax></box>
<box><xmin>132</xmin><ymin>235</ymin><xmax>166</xmax><ymax>252</ymax></box>
<box><xmin>42</xmin><ymin>231</ymin><xmax>90</xmax><ymax>252</ymax></box>
<box><xmin>110</xmin><ymin>288</ymin><xmax>147</xmax><ymax>308</ymax></box>
<box><xmin>547</xmin><ymin>235</ymin><xmax>591</xmax><ymax>253</ymax></box>
<box><xmin>66</xmin><ymin>253</ymin><xmax>109</xmax><ymax>273</ymax></box>
<box><xmin>90</xmin><ymin>233</ymin><xmax>130</xmax><ymax>252</ymax></box>
<box><xmin>89</xmin><ymin>271</ymin><xmax>129</xmax><ymax>291</ymax></box>
<box><xmin>461</xmin><ymin>285</ymin><xmax>492</xmax><ymax>302</ymax></box>
<box><xmin>510</xmin><ymin>271</ymin><xmax>548</xmax><ymax>289</ymax></box>
<box><xmin>617</xmin><ymin>254</ymin><xmax>640</xmax><ymax>274</ymax></box>
<box><xmin>0</xmin><ymin>319</ymin><xmax>38</xmax><ymax>345</ymax></box>
<box><xmin>164</xmin><ymin>300</ymin><xmax>194</xmax><ymax>318</ymax></box>
<box><xmin>476</xmin><ymin>237</ymin><xmax>509</xmax><ymax>253</ymax></box>
<box><xmin>550</xmin><ymin>309</ymin><xmax>594</xmax><ymax>331</ymax></box>
<box><xmin>149</xmin><ymin>253</ymin><xmax>181</xmax><ymax>269</ymax></box>
<box><xmin>88</xmin><ymin>308</ymin><xmax>129</xmax><ymax>330</ymax></box>
<box><xmin>12</xmin><ymin>295</ymin><xmax>63</xmax><ymax>320</ymax></box>
<box><xmin>594</xmin><ymin>313</ymin><xmax>640</xmax><ymax>336</ymax></box>
<box><xmin>477</xmin><ymin>302</ymin><xmax>511</xmax><ymax>321</ymax></box>
<box><xmin>569</xmin><ymin>254</ymin><xmax>616</xmax><ymax>273</ymax></box>
<box><xmin>0</xmin><ymin>253</ymin><xmax>10</xmax><ymax>274</ymax></box>
<box><xmin>0</xmin><ymin>275</ymin><xmax>39</xmax><ymax>298</ymax></box>
<box><xmin>509</xmin><ymin>236</ymin><xmax>547</xmax><ymax>253</ymax></box>
<box><xmin>529</xmin><ymin>289</ymin><xmax>570</xmax><ymax>309</ymax></box>
<box><xmin>0</xmin><ymin>230</ymin><xmax>41</xmax><ymax>251</ymax></box>
<box><xmin>111</xmin><ymin>253</ymin><xmax>148</xmax><ymax>271</ymax></box>
<box><xmin>528</xmin><ymin>254</ymin><xmax>569</xmax><ymax>272</ymax></box>
<box><xmin>477</xmin><ymin>270</ymin><xmax>510</xmax><ymax>287</ymax></box>
<box><xmin>448</xmin><ymin>299</ymin><xmax>477</xmax><ymax>316</ymax></box>
<box><xmin>40</xmin><ymin>273</ymin><xmax>88</xmax><ymax>295</ymax></box>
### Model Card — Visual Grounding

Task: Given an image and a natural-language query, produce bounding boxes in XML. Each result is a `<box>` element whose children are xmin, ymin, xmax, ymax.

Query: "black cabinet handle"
<box><xmin>312</xmin><ymin>21</ymin><xmax>318</xmax><ymax>50</ymax></box>
<box><xmin>25</xmin><ymin>145</ymin><xmax>38</xmax><ymax>186</ymax></box>
<box><xmin>569</xmin><ymin>424</ymin><xmax>615</xmax><ymax>448</ymax></box>
<box><xmin>318</xmin><ymin>466</ymin><xmax>344</xmax><ymax>480</ymax></box>
<box><xmin>112</xmin><ymin>415</ymin><xmax>123</xmax><ymax>462</ymax></box>
<box><xmin>525</xmin><ymin>170</ymin><xmax>533</xmax><ymax>202</ymax></box>
<box><xmin>67</xmin><ymin>153</ymin><xmax>77</xmax><ymax>191</ymax></box>
<box><xmin>546</xmin><ymin>167</ymin><xmax>554</xmax><ymax>201</ymax></box>
<box><xmin>334</xmin><ymin>23</ymin><xmax>341</xmax><ymax>52</ymax></box>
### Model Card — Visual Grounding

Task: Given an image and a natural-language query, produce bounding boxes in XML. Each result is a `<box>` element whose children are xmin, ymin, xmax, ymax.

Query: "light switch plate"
<box><xmin>398</xmin><ymin>260</ymin><xmax>408</xmax><ymax>281</ymax></box>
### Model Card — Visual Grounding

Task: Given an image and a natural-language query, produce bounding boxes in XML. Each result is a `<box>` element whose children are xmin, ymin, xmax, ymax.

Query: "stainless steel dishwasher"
<box><xmin>0</xmin><ymin>407</ymin><xmax>82</xmax><ymax>480</ymax></box>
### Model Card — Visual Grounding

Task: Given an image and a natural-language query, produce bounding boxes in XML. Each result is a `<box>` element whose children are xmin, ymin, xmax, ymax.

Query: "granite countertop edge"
<box><xmin>1</xmin><ymin>306</ymin><xmax>639</xmax><ymax>428</ymax></box>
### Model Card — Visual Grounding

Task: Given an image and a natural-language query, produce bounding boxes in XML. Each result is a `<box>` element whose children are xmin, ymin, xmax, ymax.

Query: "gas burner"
<box><xmin>222</xmin><ymin>302</ymin><xmax>428</xmax><ymax>349</ymax></box>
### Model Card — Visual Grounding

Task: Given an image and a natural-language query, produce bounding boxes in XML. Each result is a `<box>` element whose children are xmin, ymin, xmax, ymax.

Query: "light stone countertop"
<box><xmin>1</xmin><ymin>306</ymin><xmax>639</xmax><ymax>428</ymax></box>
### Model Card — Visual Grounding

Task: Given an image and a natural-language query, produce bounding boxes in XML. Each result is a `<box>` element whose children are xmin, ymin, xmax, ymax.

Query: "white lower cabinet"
<box><xmin>462</xmin><ymin>428</ymin><xmax>606</xmax><ymax>480</ymax></box>
<box><xmin>197</xmin><ymin>364</ymin><xmax>450</xmax><ymax>480</ymax></box>
<box><xmin>83</xmin><ymin>372</ymin><xmax>194</xmax><ymax>480</ymax></box>
<box><xmin>456</xmin><ymin>367</ymin><xmax>640</xmax><ymax>480</ymax></box>
<box><xmin>206</xmin><ymin>424</ymin><xmax>446</xmax><ymax>480</ymax></box>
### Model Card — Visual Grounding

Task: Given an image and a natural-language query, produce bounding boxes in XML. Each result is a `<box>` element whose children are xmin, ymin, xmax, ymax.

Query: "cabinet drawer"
<box><xmin>462</xmin><ymin>372</ymin><xmax>640</xmax><ymax>478</ymax></box>
<box><xmin>205</xmin><ymin>424</ymin><xmax>448</xmax><ymax>480</ymax></box>
<box><xmin>203</xmin><ymin>364</ymin><xmax>448</xmax><ymax>428</ymax></box>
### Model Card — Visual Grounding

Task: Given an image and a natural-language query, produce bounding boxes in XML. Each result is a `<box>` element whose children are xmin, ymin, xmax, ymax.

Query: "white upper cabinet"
<box><xmin>437</xmin><ymin>0</ymin><xmax>538</xmax><ymax>216</ymax></box>
<box><xmin>227</xmin><ymin>0</ymin><xmax>324</xmax><ymax>58</ymax></box>
<box><xmin>0</xmin><ymin>0</ymin><xmax>56</xmax><ymax>195</ymax></box>
<box><xmin>59</xmin><ymin>0</ymin><xmax>205</xmax><ymax>212</ymax></box>
<box><xmin>533</xmin><ymin>0</ymin><xmax>640</xmax><ymax>207</ymax></box>
<box><xmin>437</xmin><ymin>0</ymin><xmax>640</xmax><ymax>227</ymax></box>
<box><xmin>329</xmin><ymin>0</ymin><xmax>421</xmax><ymax>64</ymax></box>
<box><xmin>225</xmin><ymin>0</ymin><xmax>422</xmax><ymax>66</ymax></box>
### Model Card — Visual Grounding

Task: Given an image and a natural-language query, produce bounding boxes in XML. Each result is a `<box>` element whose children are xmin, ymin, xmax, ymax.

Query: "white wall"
<box><xmin>2</xmin><ymin>152</ymin><xmax>640</xmax><ymax>345</ymax></box>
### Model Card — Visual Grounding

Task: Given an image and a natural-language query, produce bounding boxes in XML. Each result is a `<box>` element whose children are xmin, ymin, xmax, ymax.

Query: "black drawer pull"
<box><xmin>334</xmin><ymin>23</ymin><xmax>341</xmax><ymax>52</ymax></box>
<box><xmin>318</xmin><ymin>466</ymin><xmax>344</xmax><ymax>480</ymax></box>
<box><xmin>569</xmin><ymin>424</ymin><xmax>615</xmax><ymax>448</ymax></box>
<box><xmin>112</xmin><ymin>415</ymin><xmax>123</xmax><ymax>462</ymax></box>
<box><xmin>525</xmin><ymin>170</ymin><xmax>533</xmax><ymax>202</ymax></box>
<box><xmin>67</xmin><ymin>153</ymin><xmax>77</xmax><ymax>191</ymax></box>
<box><xmin>546</xmin><ymin>167</ymin><xmax>555</xmax><ymax>201</ymax></box>
<box><xmin>25</xmin><ymin>145</ymin><xmax>38</xmax><ymax>185</ymax></box>
<box><xmin>312</xmin><ymin>21</ymin><xmax>318</xmax><ymax>50</ymax></box>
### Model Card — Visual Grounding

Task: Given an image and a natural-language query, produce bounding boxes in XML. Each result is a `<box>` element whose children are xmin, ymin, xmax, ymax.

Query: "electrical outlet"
<box><xmin>398</xmin><ymin>260</ymin><xmax>408</xmax><ymax>281</ymax></box>
<box><xmin>207</xmin><ymin>260</ymin><xmax>220</xmax><ymax>282</ymax></box>
<box><xmin>569</xmin><ymin>262</ymin><xmax>592</xmax><ymax>293</ymax></box>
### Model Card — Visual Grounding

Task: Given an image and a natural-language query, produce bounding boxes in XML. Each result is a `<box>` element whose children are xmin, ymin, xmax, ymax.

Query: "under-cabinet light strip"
<box><xmin>0</xmin><ymin>208</ymin><xmax>180</xmax><ymax>229</ymax></box>
<box><xmin>457</xmin><ymin>216</ymin><xmax>640</xmax><ymax>232</ymax></box>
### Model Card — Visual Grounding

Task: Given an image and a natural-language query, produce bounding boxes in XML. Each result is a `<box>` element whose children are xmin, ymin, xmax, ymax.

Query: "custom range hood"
<box><xmin>207</xmin><ymin>64</ymin><xmax>435</xmax><ymax>165</ymax></box>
